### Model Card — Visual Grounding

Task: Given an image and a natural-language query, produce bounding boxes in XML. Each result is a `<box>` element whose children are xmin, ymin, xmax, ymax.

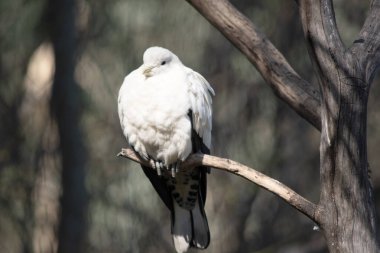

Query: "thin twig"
<box><xmin>118</xmin><ymin>148</ymin><xmax>320</xmax><ymax>223</ymax></box>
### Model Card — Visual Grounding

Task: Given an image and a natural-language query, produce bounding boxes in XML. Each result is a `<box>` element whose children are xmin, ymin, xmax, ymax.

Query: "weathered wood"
<box><xmin>351</xmin><ymin>0</ymin><xmax>380</xmax><ymax>82</ymax></box>
<box><xmin>185</xmin><ymin>0</ymin><xmax>322</xmax><ymax>130</ymax></box>
<box><xmin>185</xmin><ymin>0</ymin><xmax>380</xmax><ymax>252</ymax></box>
<box><xmin>298</xmin><ymin>0</ymin><xmax>379</xmax><ymax>252</ymax></box>
<box><xmin>118</xmin><ymin>148</ymin><xmax>319</xmax><ymax>222</ymax></box>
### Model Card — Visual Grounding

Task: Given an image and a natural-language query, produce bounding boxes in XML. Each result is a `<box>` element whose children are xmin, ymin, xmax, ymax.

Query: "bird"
<box><xmin>118</xmin><ymin>46</ymin><xmax>214</xmax><ymax>253</ymax></box>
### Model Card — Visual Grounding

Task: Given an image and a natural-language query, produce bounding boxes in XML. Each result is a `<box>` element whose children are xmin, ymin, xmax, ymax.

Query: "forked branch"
<box><xmin>118</xmin><ymin>148</ymin><xmax>320</xmax><ymax>223</ymax></box>
<box><xmin>352</xmin><ymin>0</ymin><xmax>380</xmax><ymax>82</ymax></box>
<box><xmin>185</xmin><ymin>0</ymin><xmax>321</xmax><ymax>130</ymax></box>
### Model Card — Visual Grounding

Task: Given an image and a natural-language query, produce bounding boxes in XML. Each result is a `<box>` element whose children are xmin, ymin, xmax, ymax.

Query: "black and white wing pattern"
<box><xmin>119</xmin><ymin>46</ymin><xmax>215</xmax><ymax>253</ymax></box>
<box><xmin>141</xmin><ymin>67</ymin><xmax>214</xmax><ymax>253</ymax></box>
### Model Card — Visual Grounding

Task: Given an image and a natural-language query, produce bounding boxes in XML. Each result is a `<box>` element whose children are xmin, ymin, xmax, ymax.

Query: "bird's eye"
<box><xmin>161</xmin><ymin>61</ymin><xmax>166</xmax><ymax>65</ymax></box>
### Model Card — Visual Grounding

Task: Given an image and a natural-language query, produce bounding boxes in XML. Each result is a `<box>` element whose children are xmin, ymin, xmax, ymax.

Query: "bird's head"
<box><xmin>141</xmin><ymin>47</ymin><xmax>181</xmax><ymax>78</ymax></box>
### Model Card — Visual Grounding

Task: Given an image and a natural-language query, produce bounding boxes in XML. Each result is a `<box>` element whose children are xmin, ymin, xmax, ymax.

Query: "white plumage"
<box><xmin>118</xmin><ymin>46</ymin><xmax>214</xmax><ymax>252</ymax></box>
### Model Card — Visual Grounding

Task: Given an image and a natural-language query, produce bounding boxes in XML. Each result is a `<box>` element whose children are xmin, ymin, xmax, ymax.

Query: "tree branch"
<box><xmin>185</xmin><ymin>0</ymin><xmax>321</xmax><ymax>130</ymax></box>
<box><xmin>299</xmin><ymin>1</ymin><xmax>380</xmax><ymax>251</ymax></box>
<box><xmin>298</xmin><ymin>0</ymin><xmax>347</xmax><ymax>82</ymax></box>
<box><xmin>118</xmin><ymin>148</ymin><xmax>320</xmax><ymax>223</ymax></box>
<box><xmin>352</xmin><ymin>0</ymin><xmax>380</xmax><ymax>83</ymax></box>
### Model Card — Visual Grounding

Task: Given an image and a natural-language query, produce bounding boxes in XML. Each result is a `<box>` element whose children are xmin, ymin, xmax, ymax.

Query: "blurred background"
<box><xmin>0</xmin><ymin>0</ymin><xmax>379</xmax><ymax>252</ymax></box>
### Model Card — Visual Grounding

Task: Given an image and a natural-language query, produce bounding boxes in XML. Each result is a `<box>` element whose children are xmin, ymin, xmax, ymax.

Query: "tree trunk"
<box><xmin>298</xmin><ymin>1</ymin><xmax>380</xmax><ymax>251</ymax></box>
<box><xmin>185</xmin><ymin>0</ymin><xmax>380</xmax><ymax>252</ymax></box>
<box><xmin>48</xmin><ymin>0</ymin><xmax>88</xmax><ymax>252</ymax></box>
<box><xmin>318</xmin><ymin>64</ymin><xmax>379</xmax><ymax>252</ymax></box>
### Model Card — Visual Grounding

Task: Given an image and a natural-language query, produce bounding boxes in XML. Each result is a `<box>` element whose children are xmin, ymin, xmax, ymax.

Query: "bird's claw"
<box><xmin>149</xmin><ymin>159</ymin><xmax>180</xmax><ymax>177</ymax></box>
<box><xmin>150</xmin><ymin>159</ymin><xmax>164</xmax><ymax>176</ymax></box>
<box><xmin>156</xmin><ymin>161</ymin><xmax>164</xmax><ymax>176</ymax></box>
<box><xmin>170</xmin><ymin>162</ymin><xmax>180</xmax><ymax>178</ymax></box>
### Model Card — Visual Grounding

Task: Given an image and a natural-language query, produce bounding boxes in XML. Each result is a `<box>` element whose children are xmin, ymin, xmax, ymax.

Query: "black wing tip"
<box><xmin>190</xmin><ymin>231</ymin><xmax>210</xmax><ymax>249</ymax></box>
<box><xmin>140</xmin><ymin>165</ymin><xmax>173</xmax><ymax>211</ymax></box>
<box><xmin>189</xmin><ymin>188</ymin><xmax>210</xmax><ymax>250</ymax></box>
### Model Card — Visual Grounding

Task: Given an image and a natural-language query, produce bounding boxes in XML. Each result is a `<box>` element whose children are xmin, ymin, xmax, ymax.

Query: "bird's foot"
<box><xmin>169</xmin><ymin>162</ymin><xmax>180</xmax><ymax>178</ymax></box>
<box><xmin>149</xmin><ymin>159</ymin><xmax>164</xmax><ymax>176</ymax></box>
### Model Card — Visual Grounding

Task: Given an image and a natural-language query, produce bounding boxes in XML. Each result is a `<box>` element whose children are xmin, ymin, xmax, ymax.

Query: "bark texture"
<box><xmin>185</xmin><ymin>0</ymin><xmax>321</xmax><ymax>130</ymax></box>
<box><xmin>184</xmin><ymin>0</ymin><xmax>380</xmax><ymax>252</ymax></box>
<box><xmin>299</xmin><ymin>0</ymin><xmax>380</xmax><ymax>252</ymax></box>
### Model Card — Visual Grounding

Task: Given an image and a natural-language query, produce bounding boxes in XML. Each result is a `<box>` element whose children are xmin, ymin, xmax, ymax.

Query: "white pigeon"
<box><xmin>118</xmin><ymin>46</ymin><xmax>214</xmax><ymax>253</ymax></box>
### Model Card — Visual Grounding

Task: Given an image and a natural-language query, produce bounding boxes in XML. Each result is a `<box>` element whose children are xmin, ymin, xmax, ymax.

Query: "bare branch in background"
<box><xmin>185</xmin><ymin>0</ymin><xmax>322</xmax><ymax>130</ymax></box>
<box><xmin>186</xmin><ymin>0</ymin><xmax>380</xmax><ymax>252</ymax></box>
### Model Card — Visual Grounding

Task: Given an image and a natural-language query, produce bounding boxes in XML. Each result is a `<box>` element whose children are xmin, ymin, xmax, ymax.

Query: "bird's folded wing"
<box><xmin>185</xmin><ymin>67</ymin><xmax>214</xmax><ymax>150</ymax></box>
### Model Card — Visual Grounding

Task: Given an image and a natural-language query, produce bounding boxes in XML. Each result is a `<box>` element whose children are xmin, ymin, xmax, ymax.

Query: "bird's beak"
<box><xmin>142</xmin><ymin>65</ymin><xmax>154</xmax><ymax>78</ymax></box>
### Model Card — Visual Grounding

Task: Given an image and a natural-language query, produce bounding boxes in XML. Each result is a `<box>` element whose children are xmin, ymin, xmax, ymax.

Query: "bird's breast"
<box><xmin>119</xmin><ymin>73</ymin><xmax>192</xmax><ymax>165</ymax></box>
